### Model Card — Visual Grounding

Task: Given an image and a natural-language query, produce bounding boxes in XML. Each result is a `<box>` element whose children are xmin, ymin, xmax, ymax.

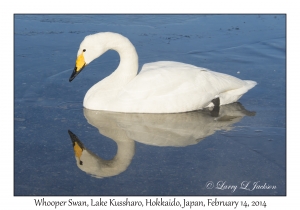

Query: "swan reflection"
<box><xmin>68</xmin><ymin>102</ymin><xmax>255</xmax><ymax>178</ymax></box>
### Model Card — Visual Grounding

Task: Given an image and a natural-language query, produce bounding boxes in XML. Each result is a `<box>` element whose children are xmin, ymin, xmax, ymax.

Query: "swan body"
<box><xmin>70</xmin><ymin>32</ymin><xmax>256</xmax><ymax>113</ymax></box>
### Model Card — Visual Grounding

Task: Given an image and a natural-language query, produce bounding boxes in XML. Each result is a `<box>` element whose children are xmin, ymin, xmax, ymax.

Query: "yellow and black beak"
<box><xmin>69</xmin><ymin>52</ymin><xmax>86</xmax><ymax>82</ymax></box>
<box><xmin>68</xmin><ymin>130</ymin><xmax>85</xmax><ymax>165</ymax></box>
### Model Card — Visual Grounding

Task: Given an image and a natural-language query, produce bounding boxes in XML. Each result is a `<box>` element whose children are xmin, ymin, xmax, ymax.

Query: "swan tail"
<box><xmin>243</xmin><ymin>80</ymin><xmax>257</xmax><ymax>90</ymax></box>
<box><xmin>219</xmin><ymin>80</ymin><xmax>257</xmax><ymax>106</ymax></box>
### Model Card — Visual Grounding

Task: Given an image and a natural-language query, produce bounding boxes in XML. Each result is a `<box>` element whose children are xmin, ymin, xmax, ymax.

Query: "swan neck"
<box><xmin>107</xmin><ymin>34</ymin><xmax>138</xmax><ymax>79</ymax></box>
<box><xmin>95</xmin><ymin>138</ymin><xmax>135</xmax><ymax>177</ymax></box>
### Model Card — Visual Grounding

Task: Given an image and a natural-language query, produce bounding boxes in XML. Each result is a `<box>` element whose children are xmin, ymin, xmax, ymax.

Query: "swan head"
<box><xmin>69</xmin><ymin>33</ymin><xmax>110</xmax><ymax>82</ymax></box>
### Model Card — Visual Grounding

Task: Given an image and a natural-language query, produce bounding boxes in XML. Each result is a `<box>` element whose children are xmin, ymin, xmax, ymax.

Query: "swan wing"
<box><xmin>116</xmin><ymin>61</ymin><xmax>251</xmax><ymax>113</ymax></box>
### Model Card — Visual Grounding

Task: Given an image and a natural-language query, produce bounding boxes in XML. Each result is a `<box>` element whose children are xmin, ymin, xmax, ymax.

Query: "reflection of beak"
<box><xmin>68</xmin><ymin>130</ymin><xmax>85</xmax><ymax>164</ymax></box>
<box><xmin>69</xmin><ymin>52</ymin><xmax>86</xmax><ymax>82</ymax></box>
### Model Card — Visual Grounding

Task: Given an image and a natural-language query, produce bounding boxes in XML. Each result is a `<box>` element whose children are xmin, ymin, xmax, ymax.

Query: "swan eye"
<box><xmin>83</xmin><ymin>49</ymin><xmax>86</xmax><ymax>52</ymax></box>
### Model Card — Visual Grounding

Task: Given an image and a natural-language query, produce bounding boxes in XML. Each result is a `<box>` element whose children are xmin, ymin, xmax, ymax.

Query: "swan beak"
<box><xmin>68</xmin><ymin>130</ymin><xmax>85</xmax><ymax>164</ymax></box>
<box><xmin>69</xmin><ymin>53</ymin><xmax>86</xmax><ymax>82</ymax></box>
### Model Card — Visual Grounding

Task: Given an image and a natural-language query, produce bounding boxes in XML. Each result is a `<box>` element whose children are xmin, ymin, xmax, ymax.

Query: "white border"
<box><xmin>5</xmin><ymin>0</ymin><xmax>297</xmax><ymax>208</ymax></box>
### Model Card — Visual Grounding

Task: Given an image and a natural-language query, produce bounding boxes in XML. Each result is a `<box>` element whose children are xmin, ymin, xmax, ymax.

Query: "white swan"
<box><xmin>69</xmin><ymin>32</ymin><xmax>257</xmax><ymax>113</ymax></box>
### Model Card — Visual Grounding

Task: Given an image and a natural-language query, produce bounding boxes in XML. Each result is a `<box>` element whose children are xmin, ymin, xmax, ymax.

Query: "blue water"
<box><xmin>14</xmin><ymin>15</ymin><xmax>286</xmax><ymax>195</ymax></box>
